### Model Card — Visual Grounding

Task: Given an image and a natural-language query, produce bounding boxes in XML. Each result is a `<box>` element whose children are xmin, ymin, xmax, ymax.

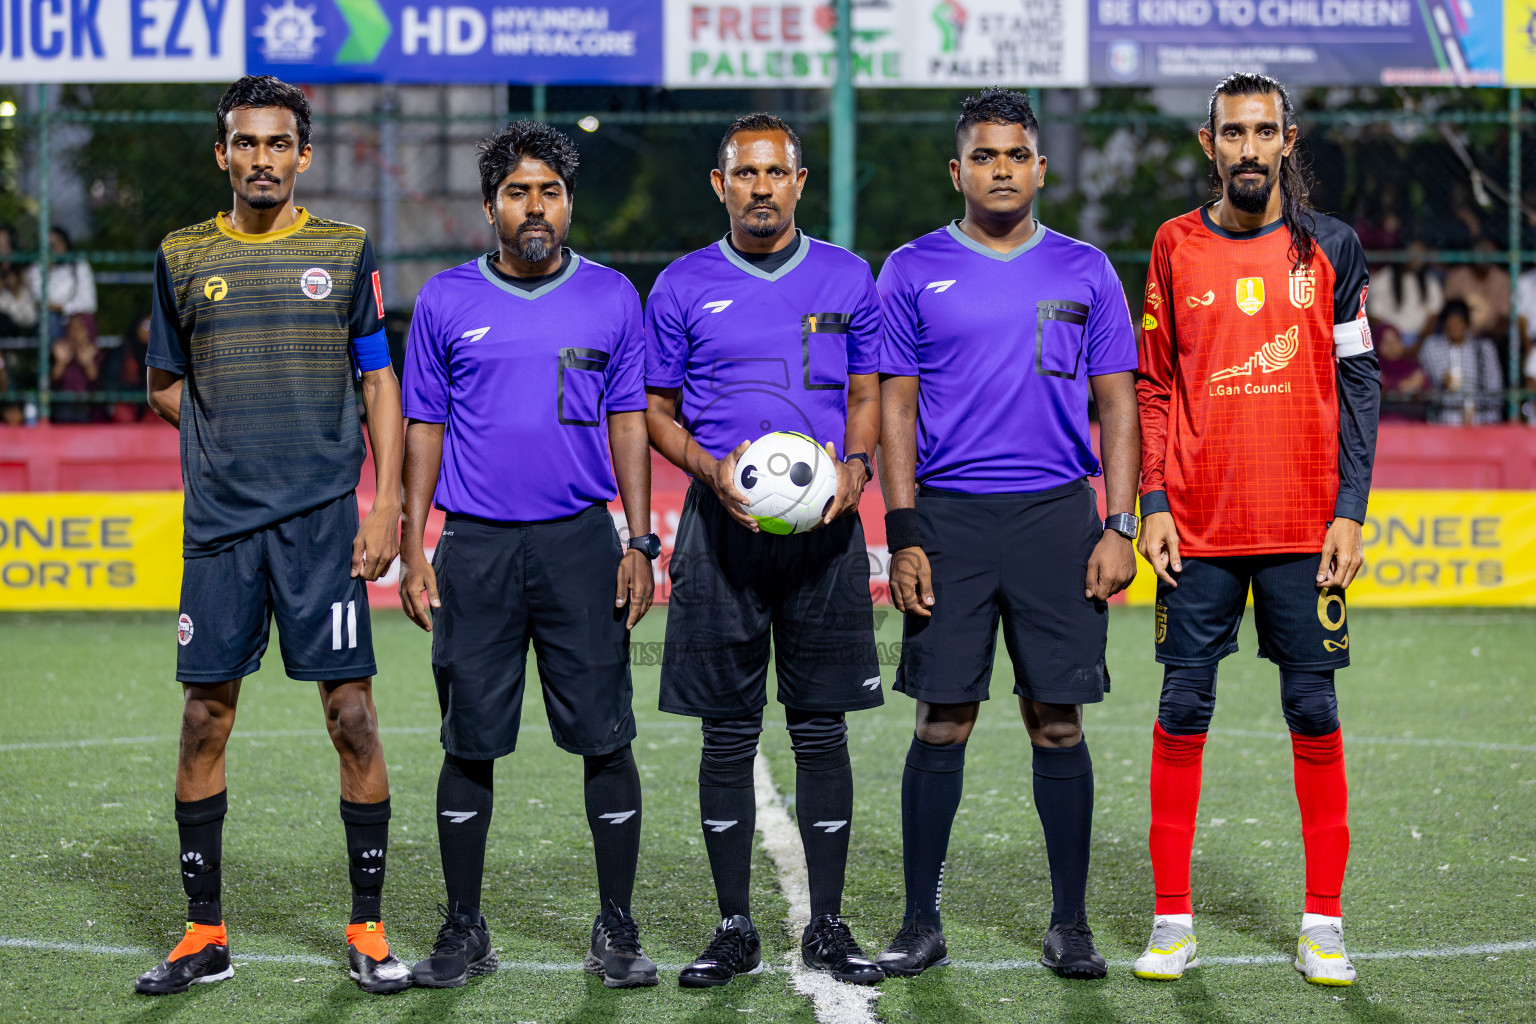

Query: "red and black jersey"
<box><xmin>1137</xmin><ymin>206</ymin><xmax>1380</xmax><ymax>557</ymax></box>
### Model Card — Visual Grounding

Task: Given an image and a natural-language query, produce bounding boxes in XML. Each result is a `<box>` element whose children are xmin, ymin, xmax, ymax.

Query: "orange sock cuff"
<box><xmin>346</xmin><ymin>921</ymin><xmax>391</xmax><ymax>960</ymax></box>
<box><xmin>170</xmin><ymin>921</ymin><xmax>227</xmax><ymax>958</ymax></box>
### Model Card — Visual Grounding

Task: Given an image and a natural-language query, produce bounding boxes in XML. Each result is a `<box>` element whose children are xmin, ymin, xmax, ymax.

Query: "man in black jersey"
<box><xmin>134</xmin><ymin>76</ymin><xmax>409</xmax><ymax>996</ymax></box>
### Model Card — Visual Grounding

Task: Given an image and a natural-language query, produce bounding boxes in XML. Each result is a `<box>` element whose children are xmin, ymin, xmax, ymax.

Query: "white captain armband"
<box><xmin>351</xmin><ymin>328</ymin><xmax>392</xmax><ymax>377</ymax></box>
<box><xmin>1333</xmin><ymin>318</ymin><xmax>1373</xmax><ymax>359</ymax></box>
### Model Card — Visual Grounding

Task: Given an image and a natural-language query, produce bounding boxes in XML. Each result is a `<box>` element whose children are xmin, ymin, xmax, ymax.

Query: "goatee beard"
<box><xmin>513</xmin><ymin>235</ymin><xmax>552</xmax><ymax>263</ymax></box>
<box><xmin>245</xmin><ymin>190</ymin><xmax>283</xmax><ymax>210</ymax></box>
<box><xmin>1226</xmin><ymin>169</ymin><xmax>1274</xmax><ymax>215</ymax></box>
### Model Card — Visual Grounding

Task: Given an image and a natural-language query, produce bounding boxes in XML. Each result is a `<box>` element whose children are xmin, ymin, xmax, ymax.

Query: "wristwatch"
<box><xmin>1104</xmin><ymin>512</ymin><xmax>1140</xmax><ymax>541</ymax></box>
<box><xmin>844</xmin><ymin>451</ymin><xmax>872</xmax><ymax>486</ymax></box>
<box><xmin>627</xmin><ymin>533</ymin><xmax>661</xmax><ymax>560</ymax></box>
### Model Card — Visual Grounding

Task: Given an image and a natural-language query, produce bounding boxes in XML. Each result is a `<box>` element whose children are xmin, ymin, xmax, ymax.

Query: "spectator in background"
<box><xmin>1418</xmin><ymin>298</ymin><xmax>1504</xmax><ymax>425</ymax></box>
<box><xmin>1368</xmin><ymin>243</ymin><xmax>1442</xmax><ymax>342</ymax></box>
<box><xmin>1441</xmin><ymin>237</ymin><xmax>1510</xmax><ymax>342</ymax></box>
<box><xmin>25</xmin><ymin>226</ymin><xmax>96</xmax><ymax>343</ymax></box>
<box><xmin>49</xmin><ymin>312</ymin><xmax>103</xmax><ymax>423</ymax></box>
<box><xmin>1374</xmin><ymin>323</ymin><xmax>1426</xmax><ymax>422</ymax></box>
<box><xmin>0</xmin><ymin>225</ymin><xmax>38</xmax><ymax>336</ymax></box>
<box><xmin>110</xmin><ymin>314</ymin><xmax>151</xmax><ymax>423</ymax></box>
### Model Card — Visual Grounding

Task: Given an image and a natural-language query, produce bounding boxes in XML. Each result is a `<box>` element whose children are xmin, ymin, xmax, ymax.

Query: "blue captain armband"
<box><xmin>351</xmin><ymin>328</ymin><xmax>391</xmax><ymax>377</ymax></box>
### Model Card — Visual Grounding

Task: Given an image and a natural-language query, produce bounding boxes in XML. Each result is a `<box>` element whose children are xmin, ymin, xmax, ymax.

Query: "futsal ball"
<box><xmin>737</xmin><ymin>431</ymin><xmax>839</xmax><ymax>535</ymax></box>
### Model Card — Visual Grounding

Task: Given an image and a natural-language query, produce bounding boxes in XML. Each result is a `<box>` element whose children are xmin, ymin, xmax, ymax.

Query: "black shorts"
<box><xmin>895</xmin><ymin>478</ymin><xmax>1109</xmax><ymax>707</ymax></box>
<box><xmin>431</xmin><ymin>505</ymin><xmax>635</xmax><ymax>759</ymax></box>
<box><xmin>659</xmin><ymin>481</ymin><xmax>882</xmax><ymax>718</ymax></box>
<box><xmin>1154</xmin><ymin>554</ymin><xmax>1350</xmax><ymax>670</ymax></box>
<box><xmin>176</xmin><ymin>492</ymin><xmax>376</xmax><ymax>684</ymax></box>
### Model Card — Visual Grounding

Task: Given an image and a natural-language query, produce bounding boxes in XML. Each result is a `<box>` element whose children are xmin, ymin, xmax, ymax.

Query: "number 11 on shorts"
<box><xmin>331</xmin><ymin>600</ymin><xmax>358</xmax><ymax>650</ymax></box>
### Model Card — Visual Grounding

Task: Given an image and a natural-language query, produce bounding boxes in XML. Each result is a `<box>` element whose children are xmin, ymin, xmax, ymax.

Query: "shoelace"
<box><xmin>1302</xmin><ymin>925</ymin><xmax>1348</xmax><ymax>958</ymax></box>
<box><xmin>1055</xmin><ymin>918</ymin><xmax>1097</xmax><ymax>957</ymax></box>
<box><xmin>702</xmin><ymin>924</ymin><xmax>748</xmax><ymax>966</ymax></box>
<box><xmin>1146</xmin><ymin>921</ymin><xmax>1191</xmax><ymax>952</ymax></box>
<box><xmin>603</xmin><ymin>902</ymin><xmax>643</xmax><ymax>956</ymax></box>
<box><xmin>886</xmin><ymin>921</ymin><xmax>934</xmax><ymax>956</ymax></box>
<box><xmin>813</xmin><ymin>916</ymin><xmax>860</xmax><ymax>958</ymax></box>
<box><xmin>431</xmin><ymin>902</ymin><xmax>475</xmax><ymax>956</ymax></box>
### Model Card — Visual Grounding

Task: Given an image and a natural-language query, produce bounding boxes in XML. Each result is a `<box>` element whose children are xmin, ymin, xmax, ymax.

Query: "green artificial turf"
<box><xmin>0</xmin><ymin>606</ymin><xmax>1531</xmax><ymax>1023</ymax></box>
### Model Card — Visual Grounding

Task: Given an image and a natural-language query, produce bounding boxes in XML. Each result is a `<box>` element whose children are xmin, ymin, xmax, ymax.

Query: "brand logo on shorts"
<box><xmin>862</xmin><ymin>676</ymin><xmax>880</xmax><ymax>691</ymax></box>
<box><xmin>177</xmin><ymin>613</ymin><xmax>194</xmax><ymax>646</ymax></box>
<box><xmin>1154</xmin><ymin>601</ymin><xmax>1167</xmax><ymax>644</ymax></box>
<box><xmin>300</xmin><ymin>267</ymin><xmax>333</xmax><ymax>300</ymax></box>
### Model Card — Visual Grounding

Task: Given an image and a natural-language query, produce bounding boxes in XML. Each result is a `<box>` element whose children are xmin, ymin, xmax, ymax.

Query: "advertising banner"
<box><xmin>1122</xmin><ymin>489</ymin><xmax>1536</xmax><ymax>607</ymax></box>
<box><xmin>0</xmin><ymin>0</ymin><xmax>247</xmax><ymax>83</ymax></box>
<box><xmin>1090</xmin><ymin>0</ymin><xmax>1503</xmax><ymax>88</ymax></box>
<box><xmin>890</xmin><ymin>0</ymin><xmax>1086</xmax><ymax>88</ymax></box>
<box><xmin>5</xmin><ymin>489</ymin><xmax>1535</xmax><ymax>612</ymax></box>
<box><xmin>246</xmin><ymin>0</ymin><xmax>664</xmax><ymax>83</ymax></box>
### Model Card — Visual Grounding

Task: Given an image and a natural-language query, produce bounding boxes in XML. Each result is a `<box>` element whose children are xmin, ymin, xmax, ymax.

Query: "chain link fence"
<box><xmin>1</xmin><ymin>83</ymin><xmax>1531</xmax><ymax>423</ymax></box>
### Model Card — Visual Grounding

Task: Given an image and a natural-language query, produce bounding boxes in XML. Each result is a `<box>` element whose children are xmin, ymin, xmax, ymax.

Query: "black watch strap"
<box><xmin>627</xmin><ymin>533</ymin><xmax>661</xmax><ymax>559</ymax></box>
<box><xmin>1104</xmin><ymin>512</ymin><xmax>1140</xmax><ymax>540</ymax></box>
<box><xmin>844</xmin><ymin>451</ymin><xmax>872</xmax><ymax>483</ymax></box>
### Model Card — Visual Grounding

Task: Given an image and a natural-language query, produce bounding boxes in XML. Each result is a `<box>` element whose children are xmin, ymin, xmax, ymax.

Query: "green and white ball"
<box><xmin>737</xmin><ymin>431</ymin><xmax>839</xmax><ymax>535</ymax></box>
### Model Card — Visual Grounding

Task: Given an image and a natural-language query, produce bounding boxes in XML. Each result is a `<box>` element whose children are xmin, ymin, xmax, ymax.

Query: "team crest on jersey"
<box><xmin>1288</xmin><ymin>268</ymin><xmax>1316</xmax><ymax>309</ymax></box>
<box><xmin>177</xmin><ymin>613</ymin><xmax>194</xmax><ymax>646</ymax></box>
<box><xmin>204</xmin><ymin>277</ymin><xmax>228</xmax><ymax>301</ymax></box>
<box><xmin>300</xmin><ymin>267</ymin><xmax>333</xmax><ymax>300</ymax></box>
<box><xmin>1235</xmin><ymin>277</ymin><xmax>1265</xmax><ymax>315</ymax></box>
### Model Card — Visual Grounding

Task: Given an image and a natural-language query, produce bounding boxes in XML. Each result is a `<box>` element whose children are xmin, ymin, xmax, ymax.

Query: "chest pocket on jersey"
<box><xmin>1036</xmin><ymin>300</ymin><xmax>1089</xmax><ymax>379</ymax></box>
<box><xmin>558</xmin><ymin>347</ymin><xmax>608</xmax><ymax>426</ymax></box>
<box><xmin>803</xmin><ymin>312</ymin><xmax>851</xmax><ymax>391</ymax></box>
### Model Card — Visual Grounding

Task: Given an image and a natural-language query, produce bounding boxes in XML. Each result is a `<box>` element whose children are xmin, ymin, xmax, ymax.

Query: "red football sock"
<box><xmin>1148</xmin><ymin>722</ymin><xmax>1207</xmax><ymax>916</ymax></box>
<box><xmin>1291</xmin><ymin>728</ymin><xmax>1349</xmax><ymax>917</ymax></box>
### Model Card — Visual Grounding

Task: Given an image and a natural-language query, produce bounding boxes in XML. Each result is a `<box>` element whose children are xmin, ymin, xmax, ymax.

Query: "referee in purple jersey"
<box><xmin>397</xmin><ymin>122</ymin><xmax>660</xmax><ymax>990</ymax></box>
<box><xmin>873</xmin><ymin>90</ymin><xmax>1142</xmax><ymax>980</ymax></box>
<box><xmin>645</xmin><ymin>114</ymin><xmax>886</xmax><ymax>988</ymax></box>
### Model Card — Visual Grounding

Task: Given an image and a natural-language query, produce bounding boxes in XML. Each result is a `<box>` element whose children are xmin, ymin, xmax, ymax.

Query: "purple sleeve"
<box><xmin>401</xmin><ymin>283</ymin><xmax>449</xmax><ymax>423</ymax></box>
<box><xmin>644</xmin><ymin>273</ymin><xmax>688</xmax><ymax>388</ymax></box>
<box><xmin>606</xmin><ymin>282</ymin><xmax>648</xmax><ymax>413</ymax></box>
<box><xmin>846</xmin><ymin>263</ymin><xmax>884</xmax><ymax>375</ymax></box>
<box><xmin>1086</xmin><ymin>255</ymin><xmax>1139</xmax><ymax>375</ymax></box>
<box><xmin>876</xmin><ymin>255</ymin><xmax>919</xmax><ymax>376</ymax></box>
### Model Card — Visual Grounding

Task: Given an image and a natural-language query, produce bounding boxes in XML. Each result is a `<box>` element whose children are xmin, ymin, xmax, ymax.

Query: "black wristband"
<box><xmin>885</xmin><ymin>507</ymin><xmax>923</xmax><ymax>552</ymax></box>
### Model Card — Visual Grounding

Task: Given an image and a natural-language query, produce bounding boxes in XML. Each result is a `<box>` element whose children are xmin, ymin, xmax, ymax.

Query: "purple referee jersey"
<box><xmin>402</xmin><ymin>252</ymin><xmax>647</xmax><ymax>521</ymax></box>
<box><xmin>645</xmin><ymin>232</ymin><xmax>883</xmax><ymax>459</ymax></box>
<box><xmin>878</xmin><ymin>222</ymin><xmax>1138</xmax><ymax>493</ymax></box>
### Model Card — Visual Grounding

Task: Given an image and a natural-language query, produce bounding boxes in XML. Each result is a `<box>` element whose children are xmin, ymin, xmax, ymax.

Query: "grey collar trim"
<box><xmin>715</xmin><ymin>230</ymin><xmax>811</xmax><ymax>281</ymax></box>
<box><xmin>944</xmin><ymin>220</ymin><xmax>1048</xmax><ymax>262</ymax></box>
<box><xmin>476</xmin><ymin>250</ymin><xmax>582</xmax><ymax>299</ymax></box>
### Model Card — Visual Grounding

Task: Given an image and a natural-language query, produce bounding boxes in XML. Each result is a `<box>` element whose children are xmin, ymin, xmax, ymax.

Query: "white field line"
<box><xmin>753</xmin><ymin>753</ymin><xmax>881</xmax><ymax>1024</ymax></box>
<box><xmin>3</xmin><ymin>934</ymin><xmax>1533</xmax><ymax>973</ymax></box>
<box><xmin>6</xmin><ymin>721</ymin><xmax>1534</xmax><ymax>754</ymax></box>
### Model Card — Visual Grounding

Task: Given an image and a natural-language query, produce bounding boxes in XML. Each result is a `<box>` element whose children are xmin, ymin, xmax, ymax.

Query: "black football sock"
<box><xmin>175</xmin><ymin>790</ymin><xmax>227</xmax><ymax>926</ymax></box>
<box><xmin>786</xmin><ymin>710</ymin><xmax>854</xmax><ymax>920</ymax></box>
<box><xmin>584</xmin><ymin>744</ymin><xmax>642</xmax><ymax>915</ymax></box>
<box><xmin>340</xmin><ymin>797</ymin><xmax>391</xmax><ymax>924</ymax></box>
<box><xmin>1032</xmin><ymin>738</ymin><xmax>1094</xmax><ymax>926</ymax></box>
<box><xmin>901</xmin><ymin>735</ymin><xmax>967</xmax><ymax>927</ymax></box>
<box><xmin>699</xmin><ymin>715</ymin><xmax>762</xmax><ymax>921</ymax></box>
<box><xmin>437</xmin><ymin>753</ymin><xmax>495</xmax><ymax>917</ymax></box>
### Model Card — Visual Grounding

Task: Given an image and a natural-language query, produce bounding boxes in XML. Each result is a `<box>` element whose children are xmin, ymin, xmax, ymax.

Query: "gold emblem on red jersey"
<box><xmin>1144</xmin><ymin>280</ymin><xmax>1162</xmax><ymax>310</ymax></box>
<box><xmin>1235</xmin><ymin>277</ymin><xmax>1265</xmax><ymax>315</ymax></box>
<box><xmin>1208</xmin><ymin>325</ymin><xmax>1299</xmax><ymax>383</ymax></box>
<box><xmin>1288</xmin><ymin>268</ymin><xmax>1316</xmax><ymax>309</ymax></box>
<box><xmin>1143</xmin><ymin>313</ymin><xmax>1159</xmax><ymax>331</ymax></box>
<box><xmin>1185</xmin><ymin>290</ymin><xmax>1215</xmax><ymax>308</ymax></box>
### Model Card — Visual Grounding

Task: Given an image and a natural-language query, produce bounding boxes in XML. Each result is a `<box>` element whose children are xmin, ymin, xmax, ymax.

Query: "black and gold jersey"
<box><xmin>147</xmin><ymin>208</ymin><xmax>385</xmax><ymax>556</ymax></box>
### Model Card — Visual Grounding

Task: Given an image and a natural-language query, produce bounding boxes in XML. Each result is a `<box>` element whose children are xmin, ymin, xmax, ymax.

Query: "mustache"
<box><xmin>746</xmin><ymin>200</ymin><xmax>779</xmax><ymax>213</ymax></box>
<box><xmin>1228</xmin><ymin>162</ymin><xmax>1270</xmax><ymax>180</ymax></box>
<box><xmin>245</xmin><ymin>172</ymin><xmax>281</xmax><ymax>185</ymax></box>
<box><xmin>518</xmin><ymin>216</ymin><xmax>554</xmax><ymax>234</ymax></box>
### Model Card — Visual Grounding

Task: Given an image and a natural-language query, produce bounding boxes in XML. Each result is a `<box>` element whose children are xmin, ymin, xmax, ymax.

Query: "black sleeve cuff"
<box><xmin>1138</xmin><ymin>490</ymin><xmax>1171</xmax><ymax>516</ymax></box>
<box><xmin>1333</xmin><ymin>491</ymin><xmax>1368</xmax><ymax>523</ymax></box>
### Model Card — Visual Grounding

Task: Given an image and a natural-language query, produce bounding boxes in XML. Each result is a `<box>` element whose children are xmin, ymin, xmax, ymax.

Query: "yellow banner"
<box><xmin>1126</xmin><ymin>490</ymin><xmax>1536</xmax><ymax>607</ymax></box>
<box><xmin>2</xmin><ymin>489</ymin><xmax>1535</xmax><ymax>611</ymax></box>
<box><xmin>0</xmin><ymin>493</ymin><xmax>183</xmax><ymax>610</ymax></box>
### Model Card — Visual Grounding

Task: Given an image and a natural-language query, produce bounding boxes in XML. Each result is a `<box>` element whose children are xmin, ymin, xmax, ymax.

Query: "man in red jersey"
<box><xmin>1132</xmin><ymin>74</ymin><xmax>1379</xmax><ymax>988</ymax></box>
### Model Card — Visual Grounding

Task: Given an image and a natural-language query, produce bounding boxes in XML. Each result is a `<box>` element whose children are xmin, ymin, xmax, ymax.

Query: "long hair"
<box><xmin>1206</xmin><ymin>73</ymin><xmax>1315</xmax><ymax>271</ymax></box>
